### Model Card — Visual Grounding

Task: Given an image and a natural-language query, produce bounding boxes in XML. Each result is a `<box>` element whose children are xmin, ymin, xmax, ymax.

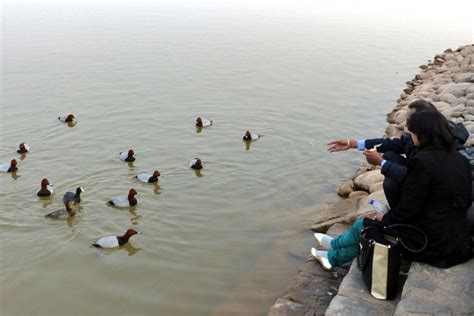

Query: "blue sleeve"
<box><xmin>357</xmin><ymin>140</ymin><xmax>365</xmax><ymax>151</ymax></box>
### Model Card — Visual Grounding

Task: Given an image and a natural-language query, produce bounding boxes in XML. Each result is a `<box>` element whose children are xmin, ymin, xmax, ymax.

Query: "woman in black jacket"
<box><xmin>313</xmin><ymin>110</ymin><xmax>472</xmax><ymax>270</ymax></box>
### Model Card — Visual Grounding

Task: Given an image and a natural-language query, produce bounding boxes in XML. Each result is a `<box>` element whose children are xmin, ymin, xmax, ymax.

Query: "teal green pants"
<box><xmin>328</xmin><ymin>218</ymin><xmax>364</xmax><ymax>267</ymax></box>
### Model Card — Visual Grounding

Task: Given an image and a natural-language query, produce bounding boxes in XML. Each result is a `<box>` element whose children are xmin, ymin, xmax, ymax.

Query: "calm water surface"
<box><xmin>1</xmin><ymin>1</ymin><xmax>472</xmax><ymax>315</ymax></box>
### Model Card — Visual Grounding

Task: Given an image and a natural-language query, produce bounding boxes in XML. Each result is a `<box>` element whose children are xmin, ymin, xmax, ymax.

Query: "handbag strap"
<box><xmin>384</xmin><ymin>223</ymin><xmax>428</xmax><ymax>253</ymax></box>
<box><xmin>357</xmin><ymin>236</ymin><xmax>374</xmax><ymax>271</ymax></box>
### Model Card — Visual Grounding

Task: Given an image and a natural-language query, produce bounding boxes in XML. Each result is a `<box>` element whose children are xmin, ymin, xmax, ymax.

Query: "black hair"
<box><xmin>408</xmin><ymin>100</ymin><xmax>437</xmax><ymax>112</ymax></box>
<box><xmin>407</xmin><ymin>111</ymin><xmax>453</xmax><ymax>150</ymax></box>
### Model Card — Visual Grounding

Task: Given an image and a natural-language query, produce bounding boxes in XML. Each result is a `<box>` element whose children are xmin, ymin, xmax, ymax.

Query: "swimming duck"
<box><xmin>37</xmin><ymin>178</ymin><xmax>54</xmax><ymax>197</ymax></box>
<box><xmin>16</xmin><ymin>143</ymin><xmax>30</xmax><ymax>154</ymax></box>
<box><xmin>189</xmin><ymin>158</ymin><xmax>203</xmax><ymax>170</ymax></box>
<box><xmin>58</xmin><ymin>113</ymin><xmax>75</xmax><ymax>123</ymax></box>
<box><xmin>135</xmin><ymin>171</ymin><xmax>160</xmax><ymax>183</ymax></box>
<box><xmin>45</xmin><ymin>201</ymin><xmax>76</xmax><ymax>219</ymax></box>
<box><xmin>91</xmin><ymin>229</ymin><xmax>141</xmax><ymax>249</ymax></box>
<box><xmin>0</xmin><ymin>159</ymin><xmax>18</xmax><ymax>173</ymax></box>
<box><xmin>63</xmin><ymin>187</ymin><xmax>85</xmax><ymax>204</ymax></box>
<box><xmin>107</xmin><ymin>189</ymin><xmax>138</xmax><ymax>207</ymax></box>
<box><xmin>243</xmin><ymin>130</ymin><xmax>259</xmax><ymax>141</ymax></box>
<box><xmin>119</xmin><ymin>149</ymin><xmax>135</xmax><ymax>162</ymax></box>
<box><xmin>196</xmin><ymin>117</ymin><xmax>212</xmax><ymax>127</ymax></box>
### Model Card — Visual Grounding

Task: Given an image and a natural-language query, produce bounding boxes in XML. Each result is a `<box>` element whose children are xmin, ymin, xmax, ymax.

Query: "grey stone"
<box><xmin>439</xmin><ymin>92</ymin><xmax>457</xmax><ymax>104</ymax></box>
<box><xmin>466</xmin><ymin>93</ymin><xmax>474</xmax><ymax>100</ymax></box>
<box><xmin>454</xmin><ymin>73</ymin><xmax>474</xmax><ymax>83</ymax></box>
<box><xmin>467</xmin><ymin>100</ymin><xmax>474</xmax><ymax>108</ymax></box>
<box><xmin>325</xmin><ymin>262</ymin><xmax>398</xmax><ymax>316</ymax></box>
<box><xmin>394</xmin><ymin>260</ymin><xmax>474</xmax><ymax>316</ymax></box>
<box><xmin>438</xmin><ymin>82</ymin><xmax>472</xmax><ymax>97</ymax></box>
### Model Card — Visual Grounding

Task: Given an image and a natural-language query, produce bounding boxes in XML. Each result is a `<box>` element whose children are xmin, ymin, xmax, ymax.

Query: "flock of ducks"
<box><xmin>1</xmin><ymin>115</ymin><xmax>260</xmax><ymax>249</ymax></box>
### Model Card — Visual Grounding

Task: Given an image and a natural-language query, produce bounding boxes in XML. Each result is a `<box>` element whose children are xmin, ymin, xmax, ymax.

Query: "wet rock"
<box><xmin>337</xmin><ymin>182</ymin><xmax>354</xmax><ymax>198</ymax></box>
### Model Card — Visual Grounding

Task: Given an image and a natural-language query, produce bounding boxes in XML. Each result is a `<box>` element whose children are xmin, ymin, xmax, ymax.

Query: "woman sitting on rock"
<box><xmin>313</xmin><ymin>110</ymin><xmax>472</xmax><ymax>270</ymax></box>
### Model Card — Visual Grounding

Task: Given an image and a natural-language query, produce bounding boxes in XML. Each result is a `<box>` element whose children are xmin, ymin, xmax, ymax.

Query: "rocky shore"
<box><xmin>268</xmin><ymin>44</ymin><xmax>474</xmax><ymax>316</ymax></box>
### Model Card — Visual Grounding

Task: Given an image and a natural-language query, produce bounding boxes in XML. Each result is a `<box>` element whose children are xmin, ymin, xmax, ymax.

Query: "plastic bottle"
<box><xmin>369</xmin><ymin>199</ymin><xmax>388</xmax><ymax>213</ymax></box>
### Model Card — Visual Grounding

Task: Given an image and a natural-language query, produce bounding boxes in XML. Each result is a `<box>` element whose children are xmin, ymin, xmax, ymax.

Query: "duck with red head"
<box><xmin>195</xmin><ymin>117</ymin><xmax>212</xmax><ymax>127</ymax></box>
<box><xmin>37</xmin><ymin>178</ymin><xmax>54</xmax><ymax>197</ymax></box>
<box><xmin>243</xmin><ymin>130</ymin><xmax>259</xmax><ymax>141</ymax></box>
<box><xmin>16</xmin><ymin>143</ymin><xmax>30</xmax><ymax>154</ymax></box>
<box><xmin>58</xmin><ymin>113</ymin><xmax>75</xmax><ymax>123</ymax></box>
<box><xmin>0</xmin><ymin>159</ymin><xmax>18</xmax><ymax>173</ymax></box>
<box><xmin>108</xmin><ymin>188</ymin><xmax>138</xmax><ymax>207</ymax></box>
<box><xmin>92</xmin><ymin>229</ymin><xmax>141</xmax><ymax>248</ymax></box>
<box><xmin>119</xmin><ymin>149</ymin><xmax>135</xmax><ymax>162</ymax></box>
<box><xmin>135</xmin><ymin>170</ymin><xmax>160</xmax><ymax>183</ymax></box>
<box><xmin>189</xmin><ymin>158</ymin><xmax>203</xmax><ymax>170</ymax></box>
<box><xmin>45</xmin><ymin>200</ymin><xmax>76</xmax><ymax>219</ymax></box>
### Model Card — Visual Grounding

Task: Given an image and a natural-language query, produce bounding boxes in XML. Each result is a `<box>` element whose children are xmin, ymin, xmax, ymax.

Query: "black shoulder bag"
<box><xmin>357</xmin><ymin>223</ymin><xmax>428</xmax><ymax>300</ymax></box>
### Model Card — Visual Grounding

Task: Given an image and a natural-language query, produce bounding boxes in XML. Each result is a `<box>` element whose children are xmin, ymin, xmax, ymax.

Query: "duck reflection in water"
<box><xmin>196</xmin><ymin>125</ymin><xmax>203</xmax><ymax>134</ymax></box>
<box><xmin>127</xmin><ymin>161</ymin><xmax>135</xmax><ymax>169</ymax></box>
<box><xmin>19</xmin><ymin>153</ymin><xmax>27</xmax><ymax>161</ymax></box>
<box><xmin>10</xmin><ymin>171</ymin><xmax>20</xmax><ymax>180</ymax></box>
<box><xmin>128</xmin><ymin>206</ymin><xmax>142</xmax><ymax>225</ymax></box>
<box><xmin>153</xmin><ymin>183</ymin><xmax>161</xmax><ymax>195</ymax></box>
<box><xmin>122</xmin><ymin>242</ymin><xmax>142</xmax><ymax>256</ymax></box>
<box><xmin>194</xmin><ymin>169</ymin><xmax>203</xmax><ymax>177</ymax></box>
<box><xmin>67</xmin><ymin>121</ymin><xmax>76</xmax><ymax>128</ymax></box>
<box><xmin>244</xmin><ymin>140</ymin><xmax>252</xmax><ymax>151</ymax></box>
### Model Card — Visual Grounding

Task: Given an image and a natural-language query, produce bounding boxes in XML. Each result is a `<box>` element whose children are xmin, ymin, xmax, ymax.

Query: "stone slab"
<box><xmin>325</xmin><ymin>261</ymin><xmax>398</xmax><ymax>316</ymax></box>
<box><xmin>394</xmin><ymin>260</ymin><xmax>474</xmax><ymax>315</ymax></box>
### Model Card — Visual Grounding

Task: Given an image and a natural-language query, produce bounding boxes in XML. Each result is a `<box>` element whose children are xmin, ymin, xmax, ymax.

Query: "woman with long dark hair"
<box><xmin>313</xmin><ymin>110</ymin><xmax>472</xmax><ymax>270</ymax></box>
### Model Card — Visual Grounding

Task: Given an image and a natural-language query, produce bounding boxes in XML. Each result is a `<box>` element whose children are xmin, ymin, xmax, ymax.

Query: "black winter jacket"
<box><xmin>378</xmin><ymin>146</ymin><xmax>472</xmax><ymax>268</ymax></box>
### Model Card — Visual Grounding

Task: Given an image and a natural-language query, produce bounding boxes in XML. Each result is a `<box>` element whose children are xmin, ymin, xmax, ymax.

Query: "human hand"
<box><xmin>363</xmin><ymin>150</ymin><xmax>383</xmax><ymax>166</ymax></box>
<box><xmin>373</xmin><ymin>211</ymin><xmax>386</xmax><ymax>221</ymax></box>
<box><xmin>327</xmin><ymin>140</ymin><xmax>353</xmax><ymax>152</ymax></box>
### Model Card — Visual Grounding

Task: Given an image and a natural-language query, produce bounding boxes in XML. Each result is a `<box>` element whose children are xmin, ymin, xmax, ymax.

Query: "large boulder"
<box><xmin>353</xmin><ymin>170</ymin><xmax>385</xmax><ymax>192</ymax></box>
<box><xmin>438</xmin><ymin>82</ymin><xmax>472</xmax><ymax>97</ymax></box>
<box><xmin>454</xmin><ymin>73</ymin><xmax>474</xmax><ymax>83</ymax></box>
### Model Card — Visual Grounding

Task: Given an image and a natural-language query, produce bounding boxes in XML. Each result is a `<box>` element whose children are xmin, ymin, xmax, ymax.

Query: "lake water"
<box><xmin>1</xmin><ymin>0</ymin><xmax>472</xmax><ymax>315</ymax></box>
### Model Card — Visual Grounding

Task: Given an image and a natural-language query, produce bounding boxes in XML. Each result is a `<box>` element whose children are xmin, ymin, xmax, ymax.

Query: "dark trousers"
<box><xmin>382</xmin><ymin>151</ymin><xmax>407</xmax><ymax>209</ymax></box>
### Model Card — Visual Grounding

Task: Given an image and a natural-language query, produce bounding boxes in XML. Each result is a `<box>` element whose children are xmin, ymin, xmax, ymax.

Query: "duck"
<box><xmin>196</xmin><ymin>117</ymin><xmax>212</xmax><ymax>127</ymax></box>
<box><xmin>119</xmin><ymin>149</ymin><xmax>135</xmax><ymax>162</ymax></box>
<box><xmin>107</xmin><ymin>189</ymin><xmax>138</xmax><ymax>207</ymax></box>
<box><xmin>58</xmin><ymin>113</ymin><xmax>75</xmax><ymax>123</ymax></box>
<box><xmin>37</xmin><ymin>178</ymin><xmax>54</xmax><ymax>197</ymax></box>
<box><xmin>45</xmin><ymin>201</ymin><xmax>76</xmax><ymax>219</ymax></box>
<box><xmin>63</xmin><ymin>187</ymin><xmax>85</xmax><ymax>204</ymax></box>
<box><xmin>0</xmin><ymin>159</ymin><xmax>18</xmax><ymax>173</ymax></box>
<box><xmin>189</xmin><ymin>158</ymin><xmax>203</xmax><ymax>170</ymax></box>
<box><xmin>91</xmin><ymin>229</ymin><xmax>141</xmax><ymax>249</ymax></box>
<box><xmin>243</xmin><ymin>130</ymin><xmax>259</xmax><ymax>141</ymax></box>
<box><xmin>135</xmin><ymin>171</ymin><xmax>160</xmax><ymax>183</ymax></box>
<box><xmin>16</xmin><ymin>143</ymin><xmax>30</xmax><ymax>154</ymax></box>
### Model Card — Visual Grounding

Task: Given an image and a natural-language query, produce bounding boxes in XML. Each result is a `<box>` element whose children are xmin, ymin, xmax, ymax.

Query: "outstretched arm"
<box><xmin>327</xmin><ymin>139</ymin><xmax>357</xmax><ymax>152</ymax></box>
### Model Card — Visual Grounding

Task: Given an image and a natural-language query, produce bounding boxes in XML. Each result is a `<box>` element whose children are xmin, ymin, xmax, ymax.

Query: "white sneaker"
<box><xmin>314</xmin><ymin>233</ymin><xmax>333</xmax><ymax>250</ymax></box>
<box><xmin>311</xmin><ymin>247</ymin><xmax>332</xmax><ymax>270</ymax></box>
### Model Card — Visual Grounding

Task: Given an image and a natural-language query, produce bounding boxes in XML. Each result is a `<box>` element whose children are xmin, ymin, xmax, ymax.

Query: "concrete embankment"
<box><xmin>268</xmin><ymin>44</ymin><xmax>474</xmax><ymax>316</ymax></box>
